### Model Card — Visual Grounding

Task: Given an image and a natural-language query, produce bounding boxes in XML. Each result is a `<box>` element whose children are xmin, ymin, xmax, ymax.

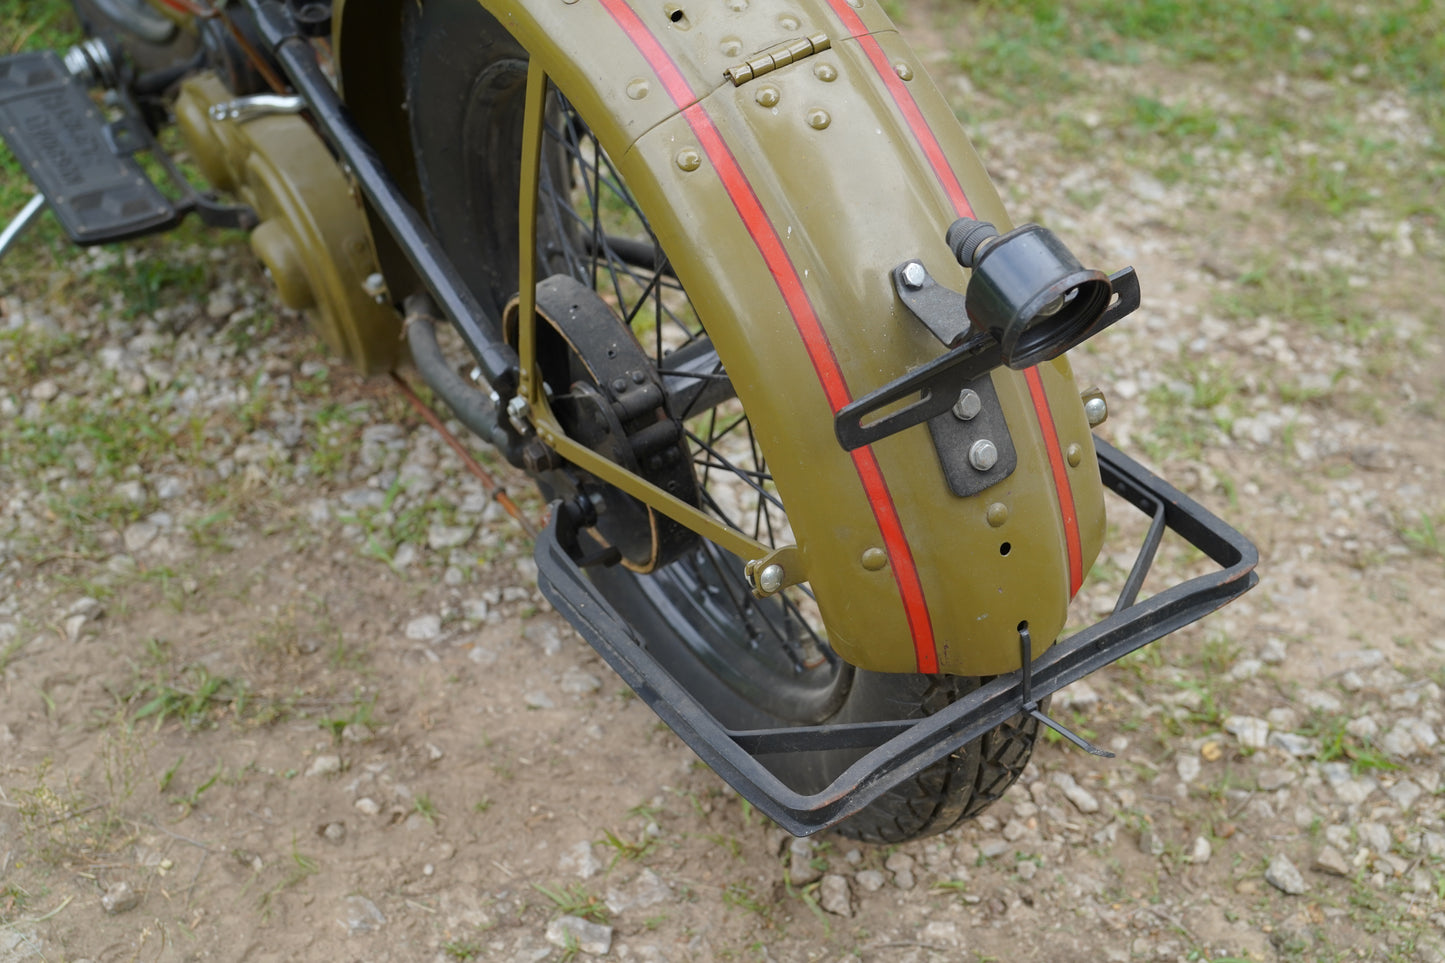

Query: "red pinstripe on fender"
<box><xmin>822</xmin><ymin>0</ymin><xmax>1085</xmax><ymax>601</ymax></box>
<box><xmin>595</xmin><ymin>0</ymin><xmax>940</xmax><ymax>673</ymax></box>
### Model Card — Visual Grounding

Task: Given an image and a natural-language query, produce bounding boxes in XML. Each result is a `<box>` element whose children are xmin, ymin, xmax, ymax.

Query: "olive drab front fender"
<box><xmin>336</xmin><ymin>0</ymin><xmax>1106</xmax><ymax>676</ymax></box>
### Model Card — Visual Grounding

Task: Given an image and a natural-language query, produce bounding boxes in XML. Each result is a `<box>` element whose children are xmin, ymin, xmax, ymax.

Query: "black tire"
<box><xmin>402</xmin><ymin>0</ymin><xmax>1041</xmax><ymax>843</ymax></box>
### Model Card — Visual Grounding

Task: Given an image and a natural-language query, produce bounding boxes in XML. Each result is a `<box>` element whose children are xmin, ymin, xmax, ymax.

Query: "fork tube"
<box><xmin>517</xmin><ymin>60</ymin><xmax>548</xmax><ymax>408</ymax></box>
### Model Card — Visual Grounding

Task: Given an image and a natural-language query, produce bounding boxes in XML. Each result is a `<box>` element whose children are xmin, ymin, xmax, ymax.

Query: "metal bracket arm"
<box><xmin>834</xmin><ymin>265</ymin><xmax>1141</xmax><ymax>451</ymax></box>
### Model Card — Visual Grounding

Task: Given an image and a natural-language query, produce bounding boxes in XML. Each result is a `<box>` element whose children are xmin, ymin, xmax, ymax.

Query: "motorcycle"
<box><xmin>0</xmin><ymin>0</ymin><xmax>1257</xmax><ymax>842</ymax></box>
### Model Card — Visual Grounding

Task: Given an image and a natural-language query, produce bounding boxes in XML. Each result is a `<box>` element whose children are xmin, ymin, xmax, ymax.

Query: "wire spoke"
<box><xmin>541</xmin><ymin>84</ymin><xmax>831</xmax><ymax>668</ymax></box>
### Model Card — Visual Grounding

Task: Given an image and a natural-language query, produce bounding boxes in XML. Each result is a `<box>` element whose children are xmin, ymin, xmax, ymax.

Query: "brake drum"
<box><xmin>174</xmin><ymin>72</ymin><xmax>402</xmax><ymax>372</ymax></box>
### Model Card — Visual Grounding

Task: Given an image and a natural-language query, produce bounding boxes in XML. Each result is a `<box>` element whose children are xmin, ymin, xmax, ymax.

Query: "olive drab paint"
<box><xmin>329</xmin><ymin>0</ymin><xmax>1107</xmax><ymax>675</ymax></box>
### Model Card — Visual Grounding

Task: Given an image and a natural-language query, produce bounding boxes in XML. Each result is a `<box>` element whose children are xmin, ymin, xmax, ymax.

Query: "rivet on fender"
<box><xmin>814</xmin><ymin>63</ymin><xmax>837</xmax><ymax>82</ymax></box>
<box><xmin>675</xmin><ymin>148</ymin><xmax>702</xmax><ymax>172</ymax></box>
<box><xmin>755</xmin><ymin>85</ymin><xmax>780</xmax><ymax>108</ymax></box>
<box><xmin>1066</xmin><ymin>443</ymin><xmax>1084</xmax><ymax>467</ymax></box>
<box><xmin>861</xmin><ymin>548</ymin><xmax>888</xmax><ymax>571</ymax></box>
<box><xmin>986</xmin><ymin>503</ymin><xmax>1009</xmax><ymax>528</ymax></box>
<box><xmin>807</xmin><ymin>108</ymin><xmax>831</xmax><ymax>131</ymax></box>
<box><xmin>894</xmin><ymin>62</ymin><xmax>914</xmax><ymax>81</ymax></box>
<box><xmin>626</xmin><ymin>79</ymin><xmax>650</xmax><ymax>100</ymax></box>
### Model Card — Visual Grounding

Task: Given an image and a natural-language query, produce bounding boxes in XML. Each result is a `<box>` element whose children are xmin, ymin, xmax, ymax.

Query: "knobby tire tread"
<box><xmin>832</xmin><ymin>676</ymin><xmax>1042</xmax><ymax>844</ymax></box>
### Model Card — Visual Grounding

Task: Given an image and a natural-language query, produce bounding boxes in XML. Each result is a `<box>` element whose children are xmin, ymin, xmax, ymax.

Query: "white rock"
<box><xmin>67</xmin><ymin>596</ymin><xmax>104</xmax><ymax>619</ymax></box>
<box><xmin>560</xmin><ymin>669</ymin><xmax>603</xmax><ymax>696</ymax></box>
<box><xmin>122</xmin><ymin>521</ymin><xmax>159</xmax><ymax>552</ymax></box>
<box><xmin>1346</xmin><ymin>716</ymin><xmax>1379</xmax><ymax>739</ymax></box>
<box><xmin>1416</xmin><ymin>832</ymin><xmax>1445</xmax><ymax>859</ymax></box>
<box><xmin>1265</xmin><ymin>707</ymin><xmax>1299</xmax><ymax>732</ymax></box>
<box><xmin>854</xmin><ymin>869</ymin><xmax>886</xmax><ymax>893</ymax></box>
<box><xmin>819</xmin><ymin>874</ymin><xmax>852</xmax><ymax>917</ymax></box>
<box><xmin>1313</xmin><ymin>846</ymin><xmax>1350</xmax><ymax>876</ymax></box>
<box><xmin>545</xmin><ymin>916</ymin><xmax>611</xmax><ymax>956</ymax></box>
<box><xmin>206</xmin><ymin>291</ymin><xmax>237</xmax><ymax>319</ymax></box>
<box><xmin>1380</xmin><ymin>719</ymin><xmax>1438</xmax><ymax>758</ymax></box>
<box><xmin>306</xmin><ymin>755</ymin><xmax>342</xmax><ymax>777</ymax></box>
<box><xmin>343</xmin><ymin>895</ymin><xmax>386</xmax><ymax>935</ymax></box>
<box><xmin>920</xmin><ymin>921</ymin><xmax>961</xmax><ymax>945</ymax></box>
<box><xmin>386</xmin><ymin>539</ymin><xmax>418</xmax><ymax>570</ymax></box>
<box><xmin>155</xmin><ymin>475</ymin><xmax>188</xmax><ymax>500</ymax></box>
<box><xmin>1223</xmin><ymin>715</ymin><xmax>1270</xmax><ymax>750</ymax></box>
<box><xmin>427</xmin><ymin>524</ymin><xmax>475</xmax><ymax>551</ymax></box>
<box><xmin>604</xmin><ymin>869</ymin><xmax>671</xmax><ymax>915</ymax></box>
<box><xmin>788</xmin><ymin>837</ymin><xmax>823</xmax><ymax>885</ymax></box>
<box><xmin>1188</xmin><ymin>836</ymin><xmax>1212</xmax><ymax>864</ymax></box>
<box><xmin>404</xmin><ymin>614</ymin><xmax>442</xmax><ymax>641</ymax></box>
<box><xmin>1265</xmin><ymin>854</ymin><xmax>1308</xmax><ymax>895</ymax></box>
<box><xmin>354</xmin><ymin>797</ymin><xmax>381</xmax><ymax>815</ymax></box>
<box><xmin>1176</xmin><ymin>754</ymin><xmax>1202</xmax><ymax>783</ymax></box>
<box><xmin>63</xmin><ymin>613</ymin><xmax>90</xmax><ymax>643</ymax></box>
<box><xmin>1051</xmin><ymin>771</ymin><xmax>1100</xmax><ymax>814</ymax></box>
<box><xmin>1269</xmin><ymin>732</ymin><xmax>1316</xmax><ymax>758</ymax></box>
<box><xmin>101</xmin><ymin>880</ymin><xmax>140</xmax><ymax>914</ymax></box>
<box><xmin>1358</xmin><ymin>822</ymin><xmax>1392</xmax><ymax>855</ymax></box>
<box><xmin>559</xmin><ymin>841</ymin><xmax>602</xmax><ymax>880</ymax></box>
<box><xmin>1226</xmin><ymin>658</ymin><xmax>1263</xmax><ymax>680</ymax></box>
<box><xmin>1056</xmin><ymin>680</ymin><xmax>1100</xmax><ymax>709</ymax></box>
<box><xmin>1300</xmin><ymin>690</ymin><xmax>1342</xmax><ymax>713</ymax></box>
<box><xmin>1386</xmin><ymin>778</ymin><xmax>1422</xmax><ymax>810</ymax></box>
<box><xmin>1259</xmin><ymin>637</ymin><xmax>1288</xmax><ymax>664</ymax></box>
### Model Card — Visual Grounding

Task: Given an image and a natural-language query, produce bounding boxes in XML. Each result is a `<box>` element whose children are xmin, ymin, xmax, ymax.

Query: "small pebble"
<box><xmin>819</xmin><ymin>874</ymin><xmax>852</xmax><ymax>917</ymax></box>
<box><xmin>101</xmin><ymin>881</ymin><xmax>140</xmax><ymax>915</ymax></box>
<box><xmin>545</xmin><ymin>916</ymin><xmax>612</xmax><ymax>956</ymax></box>
<box><xmin>1265</xmin><ymin>853</ymin><xmax>1308</xmax><ymax>895</ymax></box>
<box><xmin>306</xmin><ymin>755</ymin><xmax>342</xmax><ymax>777</ymax></box>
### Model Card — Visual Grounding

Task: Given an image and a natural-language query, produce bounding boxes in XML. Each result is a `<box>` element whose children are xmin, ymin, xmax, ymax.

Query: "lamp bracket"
<box><xmin>833</xmin><ymin>263</ymin><xmax>1141</xmax><ymax>452</ymax></box>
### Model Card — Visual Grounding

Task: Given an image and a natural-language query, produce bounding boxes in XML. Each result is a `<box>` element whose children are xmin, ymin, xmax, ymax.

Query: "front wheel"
<box><xmin>402</xmin><ymin>0</ymin><xmax>1042</xmax><ymax>843</ymax></box>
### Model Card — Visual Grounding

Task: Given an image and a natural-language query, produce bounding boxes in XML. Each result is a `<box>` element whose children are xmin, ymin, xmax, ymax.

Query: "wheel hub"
<box><xmin>505</xmin><ymin>274</ymin><xmax>699</xmax><ymax>572</ymax></box>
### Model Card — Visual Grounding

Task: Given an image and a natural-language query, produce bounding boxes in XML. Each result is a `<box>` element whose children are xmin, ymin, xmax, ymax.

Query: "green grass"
<box><xmin>532</xmin><ymin>882</ymin><xmax>609</xmax><ymax>924</ymax></box>
<box><xmin>1303</xmin><ymin>715</ymin><xmax>1405</xmax><ymax>776</ymax></box>
<box><xmin>1398</xmin><ymin>511</ymin><xmax>1442</xmax><ymax>557</ymax></box>
<box><xmin>131</xmin><ymin>665</ymin><xmax>249</xmax><ymax>731</ymax></box>
<box><xmin>0</xmin><ymin>2</ymin><xmax>82</xmax><ymax>211</ymax></box>
<box><xmin>598</xmin><ymin>827</ymin><xmax>657</xmax><ymax>865</ymax></box>
<box><xmin>952</xmin><ymin>0</ymin><xmax>1445</xmax><ymax>231</ymax></box>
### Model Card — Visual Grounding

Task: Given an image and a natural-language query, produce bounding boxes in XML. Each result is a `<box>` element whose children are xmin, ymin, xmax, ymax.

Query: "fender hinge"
<box><xmin>724</xmin><ymin>33</ymin><xmax>831</xmax><ymax>86</ymax></box>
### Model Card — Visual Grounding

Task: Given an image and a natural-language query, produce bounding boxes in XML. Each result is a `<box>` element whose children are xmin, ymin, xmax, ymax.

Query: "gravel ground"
<box><xmin>2</xmin><ymin>4</ymin><xmax>1444</xmax><ymax>962</ymax></box>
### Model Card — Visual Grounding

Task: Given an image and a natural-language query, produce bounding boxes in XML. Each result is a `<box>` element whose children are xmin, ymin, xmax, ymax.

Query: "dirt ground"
<box><xmin>2</xmin><ymin>4</ymin><xmax>1444</xmax><ymax>962</ymax></box>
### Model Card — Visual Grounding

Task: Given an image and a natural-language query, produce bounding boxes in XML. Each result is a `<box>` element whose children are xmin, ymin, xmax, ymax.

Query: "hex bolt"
<box><xmin>952</xmin><ymin>388</ymin><xmax>982</xmax><ymax>421</ymax></box>
<box><xmin>1084</xmin><ymin>394</ymin><xmax>1108</xmax><ymax>427</ymax></box>
<box><xmin>757</xmin><ymin>563</ymin><xmax>785</xmax><ymax>594</ymax></box>
<box><xmin>969</xmin><ymin>439</ymin><xmax>999</xmax><ymax>471</ymax></box>
<box><xmin>506</xmin><ymin>395</ymin><xmax>532</xmax><ymax>435</ymax></box>
<box><xmin>900</xmin><ymin>261</ymin><xmax>927</xmax><ymax>290</ymax></box>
